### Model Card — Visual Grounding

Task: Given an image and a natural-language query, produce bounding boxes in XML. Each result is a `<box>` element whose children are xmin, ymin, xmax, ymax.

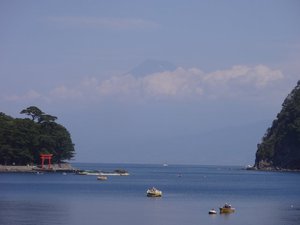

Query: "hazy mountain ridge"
<box><xmin>255</xmin><ymin>80</ymin><xmax>300</xmax><ymax>170</ymax></box>
<box><xmin>128</xmin><ymin>59</ymin><xmax>177</xmax><ymax>77</ymax></box>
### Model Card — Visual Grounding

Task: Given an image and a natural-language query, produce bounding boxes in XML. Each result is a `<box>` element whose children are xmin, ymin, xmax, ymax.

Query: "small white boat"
<box><xmin>97</xmin><ymin>175</ymin><xmax>108</xmax><ymax>181</ymax></box>
<box><xmin>146</xmin><ymin>187</ymin><xmax>162</xmax><ymax>197</ymax></box>
<box><xmin>245</xmin><ymin>165</ymin><xmax>254</xmax><ymax>170</ymax></box>
<box><xmin>208</xmin><ymin>209</ymin><xmax>217</xmax><ymax>214</ymax></box>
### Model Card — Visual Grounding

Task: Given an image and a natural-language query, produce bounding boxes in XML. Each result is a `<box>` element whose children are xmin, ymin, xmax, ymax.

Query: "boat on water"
<box><xmin>146</xmin><ymin>187</ymin><xmax>162</xmax><ymax>197</ymax></box>
<box><xmin>208</xmin><ymin>209</ymin><xmax>217</xmax><ymax>214</ymax></box>
<box><xmin>97</xmin><ymin>175</ymin><xmax>108</xmax><ymax>181</ymax></box>
<box><xmin>219</xmin><ymin>203</ymin><xmax>235</xmax><ymax>214</ymax></box>
<box><xmin>245</xmin><ymin>164</ymin><xmax>254</xmax><ymax>170</ymax></box>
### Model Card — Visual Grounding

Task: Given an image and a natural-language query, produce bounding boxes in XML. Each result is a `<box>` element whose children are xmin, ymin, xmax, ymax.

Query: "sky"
<box><xmin>0</xmin><ymin>0</ymin><xmax>300</xmax><ymax>165</ymax></box>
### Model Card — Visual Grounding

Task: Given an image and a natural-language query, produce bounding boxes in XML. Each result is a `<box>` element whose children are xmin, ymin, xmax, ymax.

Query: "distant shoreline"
<box><xmin>2</xmin><ymin>163</ymin><xmax>299</xmax><ymax>173</ymax></box>
<box><xmin>246</xmin><ymin>166</ymin><xmax>300</xmax><ymax>173</ymax></box>
<box><xmin>0</xmin><ymin>163</ymin><xmax>77</xmax><ymax>173</ymax></box>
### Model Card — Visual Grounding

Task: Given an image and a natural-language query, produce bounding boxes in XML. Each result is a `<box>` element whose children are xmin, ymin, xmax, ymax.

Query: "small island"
<box><xmin>254</xmin><ymin>80</ymin><xmax>300</xmax><ymax>171</ymax></box>
<box><xmin>0</xmin><ymin>106</ymin><xmax>75</xmax><ymax>172</ymax></box>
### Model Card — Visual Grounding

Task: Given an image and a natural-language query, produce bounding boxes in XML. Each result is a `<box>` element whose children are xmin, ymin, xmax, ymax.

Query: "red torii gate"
<box><xmin>40</xmin><ymin>154</ymin><xmax>53</xmax><ymax>169</ymax></box>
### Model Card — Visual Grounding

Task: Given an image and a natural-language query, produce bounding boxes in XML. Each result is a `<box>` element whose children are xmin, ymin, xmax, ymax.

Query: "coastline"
<box><xmin>246</xmin><ymin>166</ymin><xmax>300</xmax><ymax>173</ymax></box>
<box><xmin>0</xmin><ymin>163</ymin><xmax>77</xmax><ymax>173</ymax></box>
<box><xmin>2</xmin><ymin>163</ymin><xmax>299</xmax><ymax>173</ymax></box>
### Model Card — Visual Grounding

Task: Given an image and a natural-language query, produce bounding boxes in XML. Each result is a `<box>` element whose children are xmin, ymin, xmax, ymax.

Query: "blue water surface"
<box><xmin>0</xmin><ymin>163</ymin><xmax>300</xmax><ymax>225</ymax></box>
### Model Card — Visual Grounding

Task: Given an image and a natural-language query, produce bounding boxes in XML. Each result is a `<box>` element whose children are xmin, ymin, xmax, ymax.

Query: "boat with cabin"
<box><xmin>219</xmin><ymin>203</ymin><xmax>235</xmax><ymax>213</ymax></box>
<box><xmin>146</xmin><ymin>187</ymin><xmax>162</xmax><ymax>197</ymax></box>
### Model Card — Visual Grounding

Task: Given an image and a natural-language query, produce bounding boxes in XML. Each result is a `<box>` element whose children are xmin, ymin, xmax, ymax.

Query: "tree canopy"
<box><xmin>0</xmin><ymin>106</ymin><xmax>75</xmax><ymax>165</ymax></box>
<box><xmin>20</xmin><ymin>106</ymin><xmax>57</xmax><ymax>123</ymax></box>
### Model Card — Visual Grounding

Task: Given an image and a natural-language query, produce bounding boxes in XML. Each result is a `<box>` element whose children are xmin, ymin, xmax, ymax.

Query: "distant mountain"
<box><xmin>254</xmin><ymin>80</ymin><xmax>300</xmax><ymax>170</ymax></box>
<box><xmin>128</xmin><ymin>59</ymin><xmax>177</xmax><ymax>77</ymax></box>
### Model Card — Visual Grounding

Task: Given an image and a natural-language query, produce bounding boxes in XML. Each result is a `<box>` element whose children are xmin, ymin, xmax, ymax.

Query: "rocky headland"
<box><xmin>254</xmin><ymin>80</ymin><xmax>300</xmax><ymax>171</ymax></box>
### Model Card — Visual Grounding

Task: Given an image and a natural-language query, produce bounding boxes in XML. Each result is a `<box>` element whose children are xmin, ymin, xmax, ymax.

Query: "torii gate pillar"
<box><xmin>40</xmin><ymin>154</ymin><xmax>53</xmax><ymax>169</ymax></box>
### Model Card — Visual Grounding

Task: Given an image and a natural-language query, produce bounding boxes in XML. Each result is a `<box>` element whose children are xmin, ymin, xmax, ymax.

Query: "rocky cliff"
<box><xmin>255</xmin><ymin>81</ymin><xmax>300</xmax><ymax>170</ymax></box>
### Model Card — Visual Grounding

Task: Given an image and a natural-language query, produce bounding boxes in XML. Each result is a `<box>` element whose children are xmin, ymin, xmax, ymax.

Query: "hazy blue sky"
<box><xmin>1</xmin><ymin>0</ymin><xmax>299</xmax><ymax>165</ymax></box>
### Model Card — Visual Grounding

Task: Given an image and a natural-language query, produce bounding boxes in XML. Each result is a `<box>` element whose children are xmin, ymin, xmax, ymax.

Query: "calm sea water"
<box><xmin>0</xmin><ymin>163</ymin><xmax>300</xmax><ymax>225</ymax></box>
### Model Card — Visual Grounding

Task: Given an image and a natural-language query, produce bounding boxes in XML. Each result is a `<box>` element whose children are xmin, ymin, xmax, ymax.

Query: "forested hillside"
<box><xmin>255</xmin><ymin>81</ymin><xmax>300</xmax><ymax>170</ymax></box>
<box><xmin>0</xmin><ymin>106</ymin><xmax>75</xmax><ymax>165</ymax></box>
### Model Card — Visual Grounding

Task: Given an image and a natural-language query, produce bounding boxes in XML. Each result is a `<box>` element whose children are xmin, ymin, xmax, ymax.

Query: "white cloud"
<box><xmin>93</xmin><ymin>65</ymin><xmax>283</xmax><ymax>100</ymax></box>
<box><xmin>48</xmin><ymin>16</ymin><xmax>160</xmax><ymax>30</ymax></box>
<box><xmin>97</xmin><ymin>75</ymin><xmax>141</xmax><ymax>96</ymax></box>
<box><xmin>1</xmin><ymin>65</ymin><xmax>285</xmax><ymax>103</ymax></box>
<box><xmin>204</xmin><ymin>65</ymin><xmax>283</xmax><ymax>88</ymax></box>
<box><xmin>252</xmin><ymin>65</ymin><xmax>284</xmax><ymax>87</ymax></box>
<box><xmin>92</xmin><ymin>67</ymin><xmax>205</xmax><ymax>99</ymax></box>
<box><xmin>142</xmin><ymin>68</ymin><xmax>204</xmax><ymax>97</ymax></box>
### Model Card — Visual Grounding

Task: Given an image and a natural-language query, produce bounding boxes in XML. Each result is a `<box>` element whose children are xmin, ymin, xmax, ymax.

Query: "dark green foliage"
<box><xmin>20</xmin><ymin>106</ymin><xmax>58</xmax><ymax>124</ymax></box>
<box><xmin>0</xmin><ymin>107</ymin><xmax>75</xmax><ymax>165</ymax></box>
<box><xmin>255</xmin><ymin>81</ymin><xmax>300</xmax><ymax>169</ymax></box>
<box><xmin>20</xmin><ymin>106</ymin><xmax>44</xmax><ymax>122</ymax></box>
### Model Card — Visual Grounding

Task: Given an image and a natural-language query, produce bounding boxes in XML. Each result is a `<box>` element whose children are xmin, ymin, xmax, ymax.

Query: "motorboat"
<box><xmin>146</xmin><ymin>187</ymin><xmax>162</xmax><ymax>197</ymax></box>
<box><xmin>219</xmin><ymin>203</ymin><xmax>235</xmax><ymax>213</ymax></box>
<box><xmin>208</xmin><ymin>209</ymin><xmax>217</xmax><ymax>214</ymax></box>
<box><xmin>97</xmin><ymin>175</ymin><xmax>108</xmax><ymax>181</ymax></box>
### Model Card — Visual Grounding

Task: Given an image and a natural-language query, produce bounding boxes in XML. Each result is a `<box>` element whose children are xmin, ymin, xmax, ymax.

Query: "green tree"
<box><xmin>20</xmin><ymin>106</ymin><xmax>44</xmax><ymax>122</ymax></box>
<box><xmin>0</xmin><ymin>107</ymin><xmax>75</xmax><ymax>165</ymax></box>
<box><xmin>38</xmin><ymin>114</ymin><xmax>58</xmax><ymax>124</ymax></box>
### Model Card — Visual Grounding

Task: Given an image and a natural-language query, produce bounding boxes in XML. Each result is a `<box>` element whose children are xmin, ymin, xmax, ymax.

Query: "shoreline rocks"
<box><xmin>246</xmin><ymin>165</ymin><xmax>300</xmax><ymax>172</ymax></box>
<box><xmin>0</xmin><ymin>163</ymin><xmax>77</xmax><ymax>173</ymax></box>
